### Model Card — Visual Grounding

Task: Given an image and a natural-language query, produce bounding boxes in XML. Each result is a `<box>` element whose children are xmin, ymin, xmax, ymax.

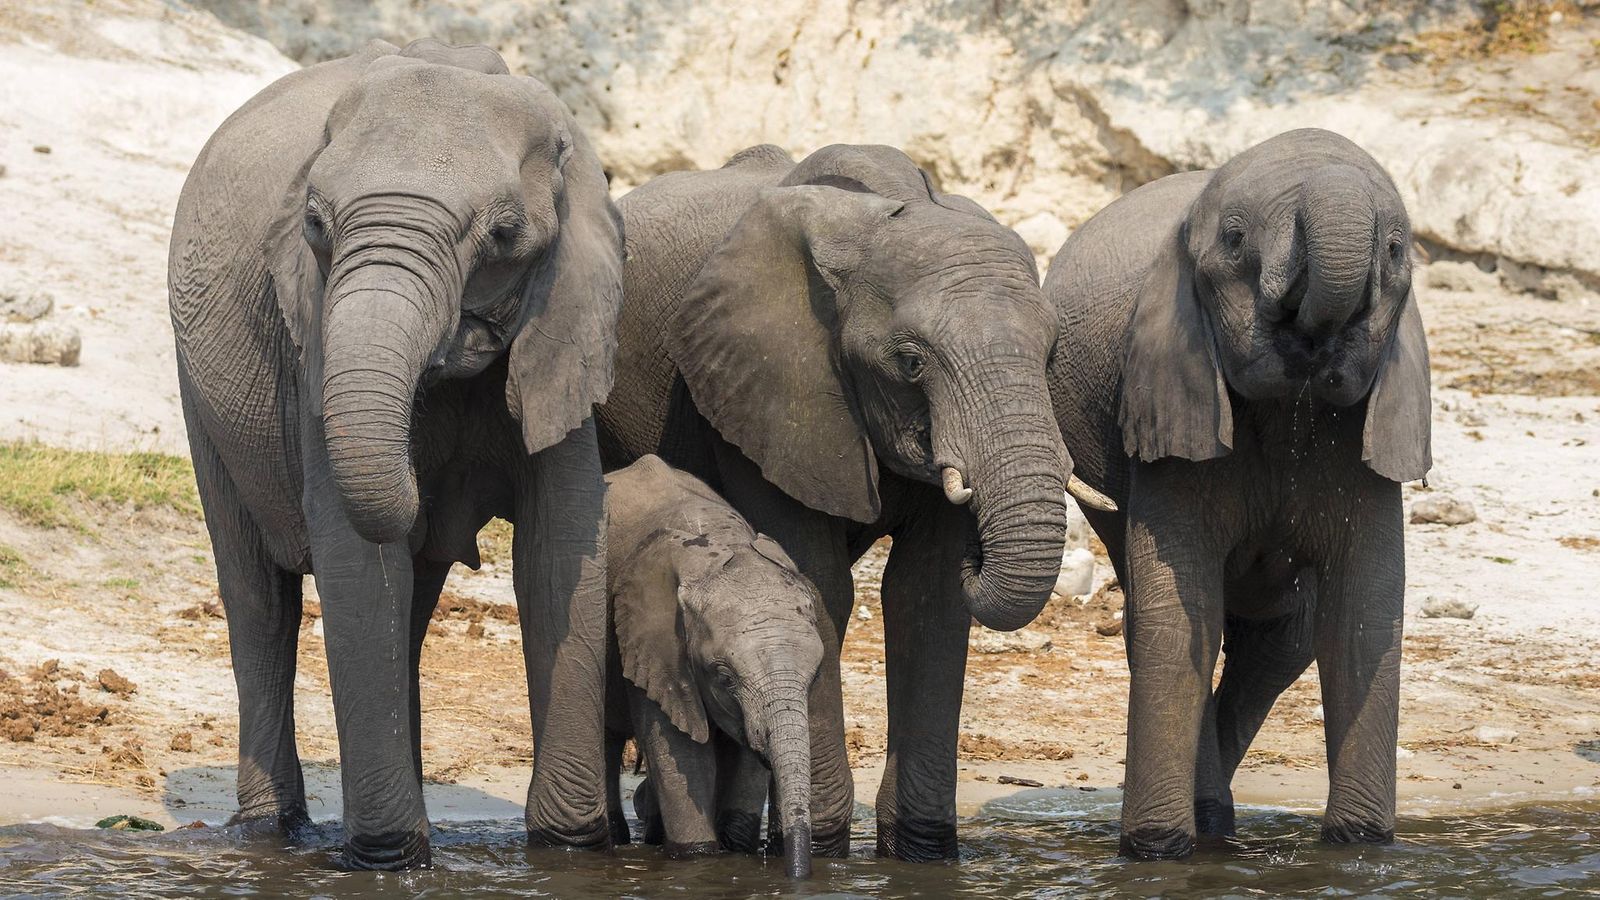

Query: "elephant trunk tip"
<box><xmin>783</xmin><ymin>818</ymin><xmax>812</xmax><ymax>878</ymax></box>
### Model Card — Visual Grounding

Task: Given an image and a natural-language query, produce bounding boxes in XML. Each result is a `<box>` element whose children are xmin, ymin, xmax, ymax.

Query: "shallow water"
<box><xmin>2</xmin><ymin>793</ymin><xmax>1596</xmax><ymax>898</ymax></box>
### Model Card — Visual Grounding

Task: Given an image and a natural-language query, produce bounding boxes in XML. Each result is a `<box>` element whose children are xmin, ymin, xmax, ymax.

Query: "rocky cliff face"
<box><xmin>191</xmin><ymin>0</ymin><xmax>1599</xmax><ymax>294</ymax></box>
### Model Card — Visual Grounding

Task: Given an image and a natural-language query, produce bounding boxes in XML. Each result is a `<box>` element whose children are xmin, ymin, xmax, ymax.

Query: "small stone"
<box><xmin>0</xmin><ymin>321</ymin><xmax>80</xmax><ymax>366</ymax></box>
<box><xmin>1421</xmin><ymin>596</ymin><xmax>1477</xmax><ymax>619</ymax></box>
<box><xmin>997</xmin><ymin>775</ymin><xmax>1044</xmax><ymax>787</ymax></box>
<box><xmin>1</xmin><ymin>291</ymin><xmax>54</xmax><ymax>323</ymax></box>
<box><xmin>1475</xmin><ymin>725</ymin><xmax>1519</xmax><ymax>745</ymax></box>
<box><xmin>97</xmin><ymin>669</ymin><xmax>136</xmax><ymax>697</ymax></box>
<box><xmin>1396</xmin><ymin>745</ymin><xmax>1415</xmax><ymax>760</ymax></box>
<box><xmin>1094</xmin><ymin>611</ymin><xmax>1123</xmax><ymax>637</ymax></box>
<box><xmin>32</xmin><ymin>145</ymin><xmax>51</xmax><ymax>155</ymax></box>
<box><xmin>1409</xmin><ymin>495</ymin><xmax>1477</xmax><ymax>526</ymax></box>
<box><xmin>1053</xmin><ymin>548</ymin><xmax>1095</xmax><ymax>598</ymax></box>
<box><xmin>856</xmin><ymin>605</ymin><xmax>873</xmax><ymax>622</ymax></box>
<box><xmin>169</xmin><ymin>732</ymin><xmax>193</xmax><ymax>752</ymax></box>
<box><xmin>969</xmin><ymin>628</ymin><xmax>1052</xmax><ymax>654</ymax></box>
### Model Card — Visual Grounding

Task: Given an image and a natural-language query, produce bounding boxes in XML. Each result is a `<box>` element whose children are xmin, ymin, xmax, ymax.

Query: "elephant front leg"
<box><xmin>1119</xmin><ymin>471</ymin><xmax>1227</xmax><ymax>860</ymax></box>
<box><xmin>875</xmin><ymin>503</ymin><xmax>970</xmax><ymax>861</ymax></box>
<box><xmin>515</xmin><ymin>417</ymin><xmax>610</xmax><ymax>849</ymax></box>
<box><xmin>1316</xmin><ymin>485</ymin><xmax>1405</xmax><ymax>845</ymax></box>
<box><xmin>714</xmin><ymin>737</ymin><xmax>769</xmax><ymax>853</ymax></box>
<box><xmin>628</xmin><ymin>686</ymin><xmax>721</xmax><ymax>854</ymax></box>
<box><xmin>302</xmin><ymin>457</ymin><xmax>430</xmax><ymax>869</ymax></box>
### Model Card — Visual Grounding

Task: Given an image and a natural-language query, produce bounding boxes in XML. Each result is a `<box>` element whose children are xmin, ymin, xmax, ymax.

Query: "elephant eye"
<box><xmin>1387</xmin><ymin>237</ymin><xmax>1407</xmax><ymax>266</ymax></box>
<box><xmin>1222</xmin><ymin>227</ymin><xmax>1245</xmax><ymax>257</ymax></box>
<box><xmin>895</xmin><ymin>350</ymin><xmax>926</xmax><ymax>381</ymax></box>
<box><xmin>302</xmin><ymin>210</ymin><xmax>329</xmax><ymax>250</ymax></box>
<box><xmin>487</xmin><ymin>222</ymin><xmax>523</xmax><ymax>258</ymax></box>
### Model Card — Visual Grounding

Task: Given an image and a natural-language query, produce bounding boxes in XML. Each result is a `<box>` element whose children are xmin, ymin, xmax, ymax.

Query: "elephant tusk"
<box><xmin>941</xmin><ymin>467</ymin><xmax>973</xmax><ymax>506</ymax></box>
<box><xmin>1067</xmin><ymin>474</ymin><xmax>1118</xmax><ymax>512</ymax></box>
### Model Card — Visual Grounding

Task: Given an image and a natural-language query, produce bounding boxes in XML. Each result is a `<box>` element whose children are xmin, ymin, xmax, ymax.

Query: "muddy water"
<box><xmin>2</xmin><ymin>793</ymin><xmax>1596</xmax><ymax>898</ymax></box>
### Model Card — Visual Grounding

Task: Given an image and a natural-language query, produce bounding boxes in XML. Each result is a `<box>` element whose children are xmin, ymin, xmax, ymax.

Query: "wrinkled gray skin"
<box><xmin>1045</xmin><ymin>129</ymin><xmax>1432</xmax><ymax>859</ymax></box>
<box><xmin>596</xmin><ymin>144</ymin><xmax>1072</xmax><ymax>860</ymax></box>
<box><xmin>168</xmin><ymin>40</ymin><xmax>622</xmax><ymax>869</ymax></box>
<box><xmin>602</xmin><ymin>455</ymin><xmax>825</xmax><ymax>878</ymax></box>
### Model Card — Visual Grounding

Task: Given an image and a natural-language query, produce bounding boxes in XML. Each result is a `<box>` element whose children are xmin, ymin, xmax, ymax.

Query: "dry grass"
<box><xmin>0</xmin><ymin>442</ymin><xmax>199</xmax><ymax>530</ymax></box>
<box><xmin>0</xmin><ymin>544</ymin><xmax>27</xmax><ymax>589</ymax></box>
<box><xmin>1404</xmin><ymin>1</ymin><xmax>1583</xmax><ymax>65</ymax></box>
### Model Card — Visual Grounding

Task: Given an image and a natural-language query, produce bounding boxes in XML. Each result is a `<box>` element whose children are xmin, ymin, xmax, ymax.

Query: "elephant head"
<box><xmin>669</xmin><ymin>145</ymin><xmax>1092</xmax><ymax>631</ymax></box>
<box><xmin>613</xmin><ymin>523</ymin><xmax>825</xmax><ymax>878</ymax></box>
<box><xmin>1119</xmin><ymin>128</ymin><xmax>1431</xmax><ymax>482</ymax></box>
<box><xmin>264</xmin><ymin>41</ymin><xmax>622</xmax><ymax>543</ymax></box>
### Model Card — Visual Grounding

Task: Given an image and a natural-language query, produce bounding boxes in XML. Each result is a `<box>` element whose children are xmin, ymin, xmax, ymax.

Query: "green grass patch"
<box><xmin>0</xmin><ymin>442</ymin><xmax>199</xmax><ymax>530</ymax></box>
<box><xmin>0</xmin><ymin>544</ymin><xmax>26</xmax><ymax>589</ymax></box>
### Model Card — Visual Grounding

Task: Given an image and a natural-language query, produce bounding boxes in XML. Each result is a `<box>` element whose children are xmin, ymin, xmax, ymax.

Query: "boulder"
<box><xmin>0</xmin><ymin>321</ymin><xmax>80</xmax><ymax>366</ymax></box>
<box><xmin>1</xmin><ymin>290</ymin><xmax>53</xmax><ymax>323</ymax></box>
<box><xmin>1410</xmin><ymin>495</ymin><xmax>1478</xmax><ymax>526</ymax></box>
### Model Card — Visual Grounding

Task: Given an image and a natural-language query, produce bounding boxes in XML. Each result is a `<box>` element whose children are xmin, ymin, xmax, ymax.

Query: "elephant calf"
<box><xmin>1046</xmin><ymin>128</ymin><xmax>1432</xmax><ymax>858</ymax></box>
<box><xmin>603</xmin><ymin>455</ymin><xmax>825</xmax><ymax>878</ymax></box>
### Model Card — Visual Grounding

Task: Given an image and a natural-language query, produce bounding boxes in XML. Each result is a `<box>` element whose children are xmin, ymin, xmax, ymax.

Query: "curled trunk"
<box><xmin>1299</xmin><ymin>169</ymin><xmax>1376</xmax><ymax>339</ymax></box>
<box><xmin>320</xmin><ymin>260</ymin><xmax>446</xmax><ymax>544</ymax></box>
<box><xmin>945</xmin><ymin>363</ymin><xmax>1071</xmax><ymax>632</ymax></box>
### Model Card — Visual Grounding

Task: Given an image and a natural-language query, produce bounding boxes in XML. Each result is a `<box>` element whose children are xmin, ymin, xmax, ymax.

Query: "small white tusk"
<box><xmin>941</xmin><ymin>467</ymin><xmax>973</xmax><ymax>506</ymax></box>
<box><xmin>1067</xmin><ymin>474</ymin><xmax>1118</xmax><ymax>512</ymax></box>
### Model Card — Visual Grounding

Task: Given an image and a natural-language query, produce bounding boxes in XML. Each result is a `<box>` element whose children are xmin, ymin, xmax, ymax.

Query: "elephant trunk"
<box><xmin>754</xmin><ymin>677</ymin><xmax>813</xmax><ymax>878</ymax></box>
<box><xmin>944</xmin><ymin>361</ymin><xmax>1071</xmax><ymax>632</ymax></box>
<box><xmin>321</xmin><ymin>254</ymin><xmax>453</xmax><ymax>545</ymax></box>
<box><xmin>1298</xmin><ymin>167</ymin><xmax>1376</xmax><ymax>340</ymax></box>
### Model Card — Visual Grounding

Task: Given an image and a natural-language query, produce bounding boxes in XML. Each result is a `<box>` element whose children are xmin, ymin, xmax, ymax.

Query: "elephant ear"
<box><xmin>506</xmin><ymin>101</ymin><xmax>624</xmax><ymax>455</ymax></box>
<box><xmin>1118</xmin><ymin>225</ymin><xmax>1233</xmax><ymax>462</ymax></box>
<box><xmin>750</xmin><ymin>533</ymin><xmax>798</xmax><ymax>571</ymax></box>
<box><xmin>1362</xmin><ymin>290</ymin><xmax>1432</xmax><ymax>482</ymax></box>
<box><xmin>613</xmin><ymin>528</ymin><xmax>710</xmax><ymax>743</ymax></box>
<box><xmin>263</xmin><ymin>162</ymin><xmax>324</xmax><ymax>358</ymax></box>
<box><xmin>668</xmin><ymin>185</ymin><xmax>902</xmax><ymax>523</ymax></box>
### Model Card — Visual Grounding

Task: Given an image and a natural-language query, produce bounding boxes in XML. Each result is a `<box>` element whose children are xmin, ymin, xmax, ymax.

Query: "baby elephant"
<box><xmin>603</xmin><ymin>456</ymin><xmax>825</xmax><ymax>878</ymax></box>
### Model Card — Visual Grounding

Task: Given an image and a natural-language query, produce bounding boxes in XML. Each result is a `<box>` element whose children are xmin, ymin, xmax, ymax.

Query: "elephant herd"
<box><xmin>167</xmin><ymin>40</ymin><xmax>1432</xmax><ymax>874</ymax></box>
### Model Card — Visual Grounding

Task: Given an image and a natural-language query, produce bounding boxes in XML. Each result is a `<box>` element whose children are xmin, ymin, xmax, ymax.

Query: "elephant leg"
<box><xmin>710</xmin><ymin>436</ymin><xmax>854</xmax><ymax>858</ymax></box>
<box><xmin>515</xmin><ymin>417</ymin><xmax>610</xmax><ymax>849</ymax></box>
<box><xmin>714</xmin><ymin>737</ymin><xmax>769</xmax><ymax>853</ymax></box>
<box><xmin>1119</xmin><ymin>469</ymin><xmax>1227</xmax><ymax>860</ymax></box>
<box><xmin>628</xmin><ymin>685</ymin><xmax>720</xmax><ymax>855</ymax></box>
<box><xmin>301</xmin><ymin>431</ymin><xmax>430</xmax><ymax>869</ymax></box>
<box><xmin>407</xmin><ymin>558</ymin><xmax>451</xmax><ymax>787</ymax></box>
<box><xmin>1209</xmin><ymin>599</ymin><xmax>1319</xmax><ymax>804</ymax></box>
<box><xmin>185</xmin><ymin>408</ymin><xmax>307</xmax><ymax>828</ymax></box>
<box><xmin>632</xmin><ymin>774</ymin><xmax>664</xmax><ymax>846</ymax></box>
<box><xmin>605</xmin><ymin>731</ymin><xmax>632</xmax><ymax>846</ymax></box>
<box><xmin>875</xmin><ymin>499</ymin><xmax>969</xmax><ymax>861</ymax></box>
<box><xmin>1192</xmin><ymin>692</ymin><xmax>1231</xmax><ymax>839</ymax></box>
<box><xmin>1316</xmin><ymin>486</ymin><xmax>1405</xmax><ymax>845</ymax></box>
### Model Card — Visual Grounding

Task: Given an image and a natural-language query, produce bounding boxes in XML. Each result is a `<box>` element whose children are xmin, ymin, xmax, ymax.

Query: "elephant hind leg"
<box><xmin>605</xmin><ymin>731</ymin><xmax>632</xmax><ymax>846</ymax></box>
<box><xmin>408</xmin><ymin>559</ymin><xmax>452</xmax><ymax>787</ymax></box>
<box><xmin>184</xmin><ymin>402</ymin><xmax>308</xmax><ymax>827</ymax></box>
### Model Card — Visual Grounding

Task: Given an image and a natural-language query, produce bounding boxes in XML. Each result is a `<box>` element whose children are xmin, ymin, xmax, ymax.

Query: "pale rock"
<box><xmin>1012</xmin><ymin>212</ymin><xmax>1070</xmax><ymax>261</ymax></box>
<box><xmin>1395</xmin><ymin>745</ymin><xmax>1415</xmax><ymax>760</ymax></box>
<box><xmin>1</xmin><ymin>290</ymin><xmax>53</xmax><ymax>323</ymax></box>
<box><xmin>0</xmin><ymin>321</ymin><xmax>80</xmax><ymax>366</ymax></box>
<box><xmin>1474</xmin><ymin>725</ymin><xmax>1519</xmax><ymax>745</ymax></box>
<box><xmin>1054</xmin><ymin>547</ymin><xmax>1096</xmax><ymax>599</ymax></box>
<box><xmin>1410</xmin><ymin>495</ymin><xmax>1477</xmax><ymax>526</ymax></box>
<box><xmin>1421</xmin><ymin>596</ymin><xmax>1478</xmax><ymax>620</ymax></box>
<box><xmin>969</xmin><ymin>628</ymin><xmax>1052</xmax><ymax>655</ymax></box>
<box><xmin>1424</xmin><ymin>261</ymin><xmax>1498</xmax><ymax>295</ymax></box>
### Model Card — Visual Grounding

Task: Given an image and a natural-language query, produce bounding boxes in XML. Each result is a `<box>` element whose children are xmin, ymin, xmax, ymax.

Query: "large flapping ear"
<box><xmin>1362</xmin><ymin>290</ymin><xmax>1432</xmax><ymax>482</ymax></box>
<box><xmin>667</xmin><ymin>185</ymin><xmax>900</xmax><ymax>524</ymax></box>
<box><xmin>1118</xmin><ymin>224</ymin><xmax>1234</xmax><ymax>462</ymax></box>
<box><xmin>263</xmin><ymin>174</ymin><xmax>324</xmax><ymax>357</ymax></box>
<box><xmin>507</xmin><ymin>101</ymin><xmax>625</xmax><ymax>455</ymax></box>
<box><xmin>612</xmin><ymin>528</ymin><xmax>710</xmax><ymax>743</ymax></box>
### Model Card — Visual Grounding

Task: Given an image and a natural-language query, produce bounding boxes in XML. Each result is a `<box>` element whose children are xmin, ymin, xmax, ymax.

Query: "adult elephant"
<box><xmin>1045</xmin><ymin>129</ymin><xmax>1432</xmax><ymax>858</ymax></box>
<box><xmin>168</xmin><ymin>40</ymin><xmax>622</xmax><ymax>868</ymax></box>
<box><xmin>596</xmin><ymin>143</ymin><xmax>1108</xmax><ymax>860</ymax></box>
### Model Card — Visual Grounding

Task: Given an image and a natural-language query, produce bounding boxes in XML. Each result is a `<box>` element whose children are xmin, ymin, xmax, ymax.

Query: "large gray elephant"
<box><xmin>603</xmin><ymin>455</ymin><xmax>825</xmax><ymax>878</ymax></box>
<box><xmin>168</xmin><ymin>40</ymin><xmax>622</xmax><ymax>868</ymax></box>
<box><xmin>1045</xmin><ymin>128</ymin><xmax>1432</xmax><ymax>858</ymax></box>
<box><xmin>597</xmin><ymin>143</ymin><xmax>1106</xmax><ymax>860</ymax></box>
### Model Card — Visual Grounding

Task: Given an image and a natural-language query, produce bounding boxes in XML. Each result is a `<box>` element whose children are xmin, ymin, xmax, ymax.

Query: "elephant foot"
<box><xmin>663</xmin><ymin>840</ymin><xmax>723</xmax><ymax>859</ymax></box>
<box><xmin>1193</xmin><ymin>798</ymin><xmax>1236</xmax><ymax>837</ymax></box>
<box><xmin>608</xmin><ymin>816</ymin><xmax>632</xmax><ymax>847</ymax></box>
<box><xmin>526</xmin><ymin>819</ymin><xmax>612</xmax><ymax>852</ymax></box>
<box><xmin>1321</xmin><ymin>817</ymin><xmax>1394</xmax><ymax>845</ymax></box>
<box><xmin>339</xmin><ymin>829</ymin><xmax>432</xmax><ymax>871</ymax></box>
<box><xmin>875</xmin><ymin>816</ymin><xmax>958</xmax><ymax>862</ymax></box>
<box><xmin>225</xmin><ymin>803</ymin><xmax>312</xmax><ymax>838</ymax></box>
<box><xmin>1118</xmin><ymin>825</ymin><xmax>1195</xmax><ymax>860</ymax></box>
<box><xmin>716</xmin><ymin>809</ymin><xmax>764</xmax><ymax>854</ymax></box>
